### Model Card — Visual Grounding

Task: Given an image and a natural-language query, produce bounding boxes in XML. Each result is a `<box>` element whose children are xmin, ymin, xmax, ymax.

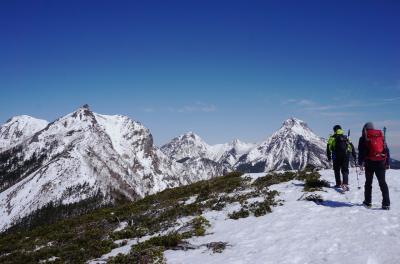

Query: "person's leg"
<box><xmin>341</xmin><ymin>156</ymin><xmax>350</xmax><ymax>185</ymax></box>
<box><xmin>364</xmin><ymin>163</ymin><xmax>374</xmax><ymax>205</ymax></box>
<box><xmin>375</xmin><ymin>161</ymin><xmax>390</xmax><ymax>207</ymax></box>
<box><xmin>333</xmin><ymin>160</ymin><xmax>341</xmax><ymax>186</ymax></box>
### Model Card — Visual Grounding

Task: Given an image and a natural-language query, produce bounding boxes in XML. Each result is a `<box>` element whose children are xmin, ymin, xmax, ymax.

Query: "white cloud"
<box><xmin>382</xmin><ymin>97</ymin><xmax>400</xmax><ymax>102</ymax></box>
<box><xmin>302</xmin><ymin>98</ymin><xmax>400</xmax><ymax>114</ymax></box>
<box><xmin>282</xmin><ymin>99</ymin><xmax>315</xmax><ymax>106</ymax></box>
<box><xmin>319</xmin><ymin>112</ymin><xmax>358</xmax><ymax>117</ymax></box>
<box><xmin>169</xmin><ymin>102</ymin><xmax>217</xmax><ymax>113</ymax></box>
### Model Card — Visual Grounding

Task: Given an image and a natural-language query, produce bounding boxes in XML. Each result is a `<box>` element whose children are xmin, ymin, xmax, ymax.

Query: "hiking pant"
<box><xmin>333</xmin><ymin>156</ymin><xmax>349</xmax><ymax>185</ymax></box>
<box><xmin>364</xmin><ymin>160</ymin><xmax>390</xmax><ymax>207</ymax></box>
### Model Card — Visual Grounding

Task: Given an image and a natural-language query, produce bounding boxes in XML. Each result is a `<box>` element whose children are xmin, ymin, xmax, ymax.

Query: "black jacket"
<box><xmin>326</xmin><ymin>134</ymin><xmax>356</xmax><ymax>161</ymax></box>
<box><xmin>357</xmin><ymin>136</ymin><xmax>390</xmax><ymax>166</ymax></box>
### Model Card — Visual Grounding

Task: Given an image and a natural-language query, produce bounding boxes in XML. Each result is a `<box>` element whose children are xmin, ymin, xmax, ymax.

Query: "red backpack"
<box><xmin>366</xmin><ymin>129</ymin><xmax>386</xmax><ymax>161</ymax></box>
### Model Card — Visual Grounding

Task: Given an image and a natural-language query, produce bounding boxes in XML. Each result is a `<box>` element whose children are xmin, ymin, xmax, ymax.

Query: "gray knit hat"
<box><xmin>362</xmin><ymin>122</ymin><xmax>375</xmax><ymax>137</ymax></box>
<box><xmin>363</xmin><ymin>122</ymin><xmax>375</xmax><ymax>130</ymax></box>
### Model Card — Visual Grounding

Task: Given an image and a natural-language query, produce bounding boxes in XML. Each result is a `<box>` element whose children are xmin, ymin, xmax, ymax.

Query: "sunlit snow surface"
<box><xmin>160</xmin><ymin>132</ymin><xmax>255</xmax><ymax>164</ymax></box>
<box><xmin>0</xmin><ymin>108</ymin><xmax>187</xmax><ymax>231</ymax></box>
<box><xmin>239</xmin><ymin>118</ymin><xmax>329</xmax><ymax>171</ymax></box>
<box><xmin>0</xmin><ymin>115</ymin><xmax>48</xmax><ymax>151</ymax></box>
<box><xmin>165</xmin><ymin>169</ymin><xmax>400</xmax><ymax>264</ymax></box>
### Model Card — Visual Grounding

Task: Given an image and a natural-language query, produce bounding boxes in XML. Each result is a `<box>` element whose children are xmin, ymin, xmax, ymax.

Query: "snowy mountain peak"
<box><xmin>282</xmin><ymin>117</ymin><xmax>308</xmax><ymax>129</ymax></box>
<box><xmin>283</xmin><ymin>117</ymin><xmax>307</xmax><ymax>126</ymax></box>
<box><xmin>0</xmin><ymin>111</ymin><xmax>333</xmax><ymax>232</ymax></box>
<box><xmin>231</xmin><ymin>139</ymin><xmax>241</xmax><ymax>145</ymax></box>
<box><xmin>180</xmin><ymin>131</ymin><xmax>204</xmax><ymax>142</ymax></box>
<box><xmin>228</xmin><ymin>139</ymin><xmax>255</xmax><ymax>154</ymax></box>
<box><xmin>274</xmin><ymin>117</ymin><xmax>319</xmax><ymax>142</ymax></box>
<box><xmin>6</xmin><ymin>115</ymin><xmax>38</xmax><ymax>123</ymax></box>
<box><xmin>236</xmin><ymin>118</ymin><xmax>329</xmax><ymax>172</ymax></box>
<box><xmin>0</xmin><ymin>108</ymin><xmax>193</xmax><ymax>231</ymax></box>
<box><xmin>70</xmin><ymin>104</ymin><xmax>96</xmax><ymax>120</ymax></box>
<box><xmin>82</xmin><ymin>103</ymin><xmax>90</xmax><ymax>109</ymax></box>
<box><xmin>0</xmin><ymin>115</ymin><xmax>48</xmax><ymax>151</ymax></box>
<box><xmin>161</xmin><ymin>132</ymin><xmax>209</xmax><ymax>161</ymax></box>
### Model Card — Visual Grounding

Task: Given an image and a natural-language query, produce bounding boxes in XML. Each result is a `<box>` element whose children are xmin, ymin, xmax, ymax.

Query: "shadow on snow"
<box><xmin>319</xmin><ymin>200</ymin><xmax>354</xmax><ymax>208</ymax></box>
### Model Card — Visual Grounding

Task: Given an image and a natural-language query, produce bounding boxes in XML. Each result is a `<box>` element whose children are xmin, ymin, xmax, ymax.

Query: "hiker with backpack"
<box><xmin>327</xmin><ymin>125</ymin><xmax>356</xmax><ymax>191</ymax></box>
<box><xmin>358</xmin><ymin>122</ymin><xmax>390</xmax><ymax>210</ymax></box>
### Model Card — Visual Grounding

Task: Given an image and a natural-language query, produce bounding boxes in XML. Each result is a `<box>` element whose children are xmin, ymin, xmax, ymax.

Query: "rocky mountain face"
<box><xmin>218</xmin><ymin>139</ymin><xmax>257</xmax><ymax>168</ymax></box>
<box><xmin>235</xmin><ymin>118</ymin><xmax>330</xmax><ymax>172</ymax></box>
<box><xmin>160</xmin><ymin>132</ymin><xmax>255</xmax><ymax>175</ymax></box>
<box><xmin>0</xmin><ymin>109</ymin><xmax>330</xmax><ymax>232</ymax></box>
<box><xmin>0</xmin><ymin>105</ymin><xmax>187</xmax><ymax>231</ymax></box>
<box><xmin>0</xmin><ymin>115</ymin><xmax>48</xmax><ymax>152</ymax></box>
<box><xmin>162</xmin><ymin>118</ymin><xmax>329</xmax><ymax>174</ymax></box>
<box><xmin>160</xmin><ymin>132</ymin><xmax>211</xmax><ymax>162</ymax></box>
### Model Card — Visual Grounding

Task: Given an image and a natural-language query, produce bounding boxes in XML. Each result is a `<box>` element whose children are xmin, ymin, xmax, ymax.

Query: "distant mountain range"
<box><xmin>0</xmin><ymin>105</ymin><xmax>397</xmax><ymax>231</ymax></box>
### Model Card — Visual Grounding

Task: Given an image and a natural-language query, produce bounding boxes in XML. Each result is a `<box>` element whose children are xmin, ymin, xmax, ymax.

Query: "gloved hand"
<box><xmin>385</xmin><ymin>164</ymin><xmax>390</xmax><ymax>170</ymax></box>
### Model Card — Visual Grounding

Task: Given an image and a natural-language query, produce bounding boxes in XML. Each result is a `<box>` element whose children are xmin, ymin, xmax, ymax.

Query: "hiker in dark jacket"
<box><xmin>327</xmin><ymin>125</ymin><xmax>356</xmax><ymax>190</ymax></box>
<box><xmin>358</xmin><ymin>122</ymin><xmax>390</xmax><ymax>210</ymax></box>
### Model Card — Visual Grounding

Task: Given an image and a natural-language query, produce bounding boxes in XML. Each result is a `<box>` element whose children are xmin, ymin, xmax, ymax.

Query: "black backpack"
<box><xmin>334</xmin><ymin>134</ymin><xmax>349</xmax><ymax>156</ymax></box>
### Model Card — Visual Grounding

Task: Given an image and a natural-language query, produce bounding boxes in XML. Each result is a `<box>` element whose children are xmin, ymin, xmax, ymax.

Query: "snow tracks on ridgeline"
<box><xmin>165</xmin><ymin>169</ymin><xmax>400</xmax><ymax>264</ymax></box>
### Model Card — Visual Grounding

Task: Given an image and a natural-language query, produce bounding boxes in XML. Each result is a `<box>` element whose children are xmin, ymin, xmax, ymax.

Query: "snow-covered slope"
<box><xmin>161</xmin><ymin>132</ymin><xmax>255</xmax><ymax>174</ymax></box>
<box><xmin>165</xmin><ymin>169</ymin><xmax>400</xmax><ymax>264</ymax></box>
<box><xmin>0</xmin><ymin>115</ymin><xmax>48</xmax><ymax>152</ymax></box>
<box><xmin>236</xmin><ymin>118</ymin><xmax>329</xmax><ymax>172</ymax></box>
<box><xmin>161</xmin><ymin>133</ymin><xmax>254</xmax><ymax>162</ymax></box>
<box><xmin>0</xmin><ymin>113</ymin><xmax>344</xmax><ymax>232</ymax></box>
<box><xmin>162</xmin><ymin>118</ymin><xmax>329</xmax><ymax>174</ymax></box>
<box><xmin>160</xmin><ymin>132</ymin><xmax>230</xmax><ymax>178</ymax></box>
<box><xmin>161</xmin><ymin>132</ymin><xmax>211</xmax><ymax>161</ymax></box>
<box><xmin>218</xmin><ymin>139</ymin><xmax>255</xmax><ymax>167</ymax></box>
<box><xmin>0</xmin><ymin>105</ymin><xmax>187</xmax><ymax>231</ymax></box>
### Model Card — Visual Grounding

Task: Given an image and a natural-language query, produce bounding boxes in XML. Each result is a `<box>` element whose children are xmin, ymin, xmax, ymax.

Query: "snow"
<box><xmin>0</xmin><ymin>107</ymin><xmax>191</xmax><ymax>231</ymax></box>
<box><xmin>113</xmin><ymin>221</ymin><xmax>128</xmax><ymax>232</ymax></box>
<box><xmin>88</xmin><ymin>216</ymin><xmax>196</xmax><ymax>264</ymax></box>
<box><xmin>161</xmin><ymin>132</ymin><xmax>255</xmax><ymax>163</ymax></box>
<box><xmin>3</xmin><ymin>106</ymin><xmax>398</xmax><ymax>264</ymax></box>
<box><xmin>165</xmin><ymin>169</ymin><xmax>400</xmax><ymax>264</ymax></box>
<box><xmin>93</xmin><ymin>113</ymin><xmax>148</xmax><ymax>161</ymax></box>
<box><xmin>39</xmin><ymin>256</ymin><xmax>59</xmax><ymax>263</ymax></box>
<box><xmin>162</xmin><ymin>117</ymin><xmax>329</xmax><ymax>174</ymax></box>
<box><xmin>161</xmin><ymin>132</ymin><xmax>212</xmax><ymax>161</ymax></box>
<box><xmin>184</xmin><ymin>195</ymin><xmax>198</xmax><ymax>205</ymax></box>
<box><xmin>238</xmin><ymin>118</ymin><xmax>329</xmax><ymax>171</ymax></box>
<box><xmin>0</xmin><ymin>115</ymin><xmax>48</xmax><ymax>151</ymax></box>
<box><xmin>87</xmin><ymin>238</ymin><xmax>140</xmax><ymax>264</ymax></box>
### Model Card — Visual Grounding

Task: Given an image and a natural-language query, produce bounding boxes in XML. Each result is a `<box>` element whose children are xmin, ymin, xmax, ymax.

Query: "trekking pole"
<box><xmin>348</xmin><ymin>129</ymin><xmax>361</xmax><ymax>189</ymax></box>
<box><xmin>383</xmin><ymin>126</ymin><xmax>387</xmax><ymax>139</ymax></box>
<box><xmin>383</xmin><ymin>126</ymin><xmax>389</xmax><ymax>170</ymax></box>
<box><xmin>355</xmin><ymin>162</ymin><xmax>361</xmax><ymax>189</ymax></box>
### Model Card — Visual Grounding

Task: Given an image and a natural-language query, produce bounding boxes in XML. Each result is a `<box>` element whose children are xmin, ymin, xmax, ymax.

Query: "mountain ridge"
<box><xmin>0</xmin><ymin>115</ymin><xmax>48</xmax><ymax>152</ymax></box>
<box><xmin>0</xmin><ymin>106</ymin><xmax>188</xmax><ymax>231</ymax></box>
<box><xmin>2</xmin><ymin>107</ymin><xmax>397</xmax><ymax>232</ymax></box>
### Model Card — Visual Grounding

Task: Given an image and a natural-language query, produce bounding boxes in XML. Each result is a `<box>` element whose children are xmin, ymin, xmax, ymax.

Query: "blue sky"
<box><xmin>1</xmin><ymin>1</ymin><xmax>399</xmax><ymax>158</ymax></box>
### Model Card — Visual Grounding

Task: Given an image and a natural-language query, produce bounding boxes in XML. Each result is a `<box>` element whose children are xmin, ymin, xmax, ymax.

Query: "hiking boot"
<box><xmin>362</xmin><ymin>201</ymin><xmax>372</xmax><ymax>208</ymax></box>
<box><xmin>341</xmin><ymin>184</ymin><xmax>349</xmax><ymax>192</ymax></box>
<box><xmin>382</xmin><ymin>205</ymin><xmax>390</xmax><ymax>210</ymax></box>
